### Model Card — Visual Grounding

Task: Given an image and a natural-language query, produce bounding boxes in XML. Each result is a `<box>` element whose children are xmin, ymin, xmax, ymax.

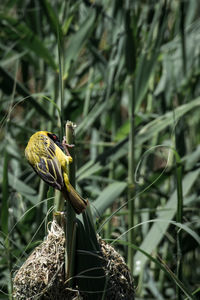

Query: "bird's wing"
<box><xmin>33</xmin><ymin>155</ymin><xmax>64</xmax><ymax>191</ymax></box>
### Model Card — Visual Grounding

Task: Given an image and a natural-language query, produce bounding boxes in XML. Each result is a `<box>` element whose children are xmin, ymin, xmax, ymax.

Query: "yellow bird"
<box><xmin>25</xmin><ymin>131</ymin><xmax>88</xmax><ymax>214</ymax></box>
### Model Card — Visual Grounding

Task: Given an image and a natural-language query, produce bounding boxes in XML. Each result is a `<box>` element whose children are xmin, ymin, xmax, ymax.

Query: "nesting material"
<box><xmin>99</xmin><ymin>236</ymin><xmax>134</xmax><ymax>299</ymax></box>
<box><xmin>13</xmin><ymin>221</ymin><xmax>134</xmax><ymax>300</ymax></box>
<box><xmin>13</xmin><ymin>222</ymin><xmax>79</xmax><ymax>300</ymax></box>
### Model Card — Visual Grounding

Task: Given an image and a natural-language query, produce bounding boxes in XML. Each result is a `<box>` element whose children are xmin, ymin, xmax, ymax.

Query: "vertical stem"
<box><xmin>65</xmin><ymin>121</ymin><xmax>76</xmax><ymax>287</ymax></box>
<box><xmin>175</xmin><ymin>153</ymin><xmax>183</xmax><ymax>300</ymax></box>
<box><xmin>127</xmin><ymin>79</ymin><xmax>135</xmax><ymax>274</ymax></box>
<box><xmin>124</xmin><ymin>0</ymin><xmax>136</xmax><ymax>274</ymax></box>
<box><xmin>180</xmin><ymin>1</ymin><xmax>187</xmax><ymax>76</ymax></box>
<box><xmin>174</xmin><ymin>104</ymin><xmax>183</xmax><ymax>300</ymax></box>
<box><xmin>105</xmin><ymin>107</ymin><xmax>117</xmax><ymax>239</ymax></box>
<box><xmin>47</xmin><ymin>75</ymin><xmax>59</xmax><ymax>222</ymax></box>
<box><xmin>55</xmin><ymin>23</ymin><xmax>65</xmax><ymax>215</ymax></box>
<box><xmin>57</xmin><ymin>25</ymin><xmax>64</xmax><ymax>136</ymax></box>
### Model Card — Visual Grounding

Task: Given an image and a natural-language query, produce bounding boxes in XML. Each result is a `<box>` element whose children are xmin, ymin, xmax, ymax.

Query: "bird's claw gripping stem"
<box><xmin>62</xmin><ymin>136</ymin><xmax>75</xmax><ymax>157</ymax></box>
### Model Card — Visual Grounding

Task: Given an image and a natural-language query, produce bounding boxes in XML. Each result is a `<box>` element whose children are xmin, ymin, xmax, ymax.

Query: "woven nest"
<box><xmin>13</xmin><ymin>221</ymin><xmax>134</xmax><ymax>300</ymax></box>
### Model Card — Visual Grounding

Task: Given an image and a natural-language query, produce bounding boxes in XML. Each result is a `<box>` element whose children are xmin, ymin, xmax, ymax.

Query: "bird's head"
<box><xmin>47</xmin><ymin>132</ymin><xmax>64</xmax><ymax>151</ymax></box>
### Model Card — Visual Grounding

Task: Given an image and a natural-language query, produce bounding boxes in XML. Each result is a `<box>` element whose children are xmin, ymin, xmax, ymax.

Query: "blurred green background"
<box><xmin>0</xmin><ymin>0</ymin><xmax>200</xmax><ymax>299</ymax></box>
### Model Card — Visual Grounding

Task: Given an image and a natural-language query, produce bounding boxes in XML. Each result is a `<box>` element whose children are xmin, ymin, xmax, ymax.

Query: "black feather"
<box><xmin>35</xmin><ymin>156</ymin><xmax>64</xmax><ymax>191</ymax></box>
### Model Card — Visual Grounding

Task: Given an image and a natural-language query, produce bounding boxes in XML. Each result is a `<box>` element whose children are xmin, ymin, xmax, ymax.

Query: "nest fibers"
<box><xmin>13</xmin><ymin>221</ymin><xmax>134</xmax><ymax>300</ymax></box>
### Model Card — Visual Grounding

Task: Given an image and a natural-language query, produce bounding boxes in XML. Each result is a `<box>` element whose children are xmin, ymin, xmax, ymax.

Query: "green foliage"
<box><xmin>76</xmin><ymin>207</ymin><xmax>106</xmax><ymax>299</ymax></box>
<box><xmin>0</xmin><ymin>0</ymin><xmax>200</xmax><ymax>299</ymax></box>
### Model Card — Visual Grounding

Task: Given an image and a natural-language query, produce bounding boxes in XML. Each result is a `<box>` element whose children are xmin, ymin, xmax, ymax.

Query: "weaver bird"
<box><xmin>25</xmin><ymin>131</ymin><xmax>88</xmax><ymax>214</ymax></box>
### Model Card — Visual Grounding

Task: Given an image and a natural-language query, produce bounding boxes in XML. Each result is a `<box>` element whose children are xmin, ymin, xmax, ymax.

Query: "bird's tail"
<box><xmin>62</xmin><ymin>183</ymin><xmax>88</xmax><ymax>214</ymax></box>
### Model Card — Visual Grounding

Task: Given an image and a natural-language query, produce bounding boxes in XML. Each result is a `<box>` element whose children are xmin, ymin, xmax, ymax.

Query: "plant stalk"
<box><xmin>180</xmin><ymin>1</ymin><xmax>187</xmax><ymax>76</ymax></box>
<box><xmin>175</xmin><ymin>153</ymin><xmax>183</xmax><ymax>300</ymax></box>
<box><xmin>127</xmin><ymin>79</ymin><xmax>135</xmax><ymax>274</ymax></box>
<box><xmin>65</xmin><ymin>121</ymin><xmax>77</xmax><ymax>287</ymax></box>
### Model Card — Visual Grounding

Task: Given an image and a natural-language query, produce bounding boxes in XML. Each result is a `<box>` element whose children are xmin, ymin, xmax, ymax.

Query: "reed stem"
<box><xmin>65</xmin><ymin>121</ymin><xmax>77</xmax><ymax>287</ymax></box>
<box><xmin>127</xmin><ymin>80</ymin><xmax>135</xmax><ymax>274</ymax></box>
<box><xmin>175</xmin><ymin>153</ymin><xmax>183</xmax><ymax>300</ymax></box>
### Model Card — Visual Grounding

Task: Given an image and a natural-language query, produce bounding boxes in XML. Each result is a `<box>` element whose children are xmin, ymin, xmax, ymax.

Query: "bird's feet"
<box><xmin>62</xmin><ymin>136</ymin><xmax>74</xmax><ymax>157</ymax></box>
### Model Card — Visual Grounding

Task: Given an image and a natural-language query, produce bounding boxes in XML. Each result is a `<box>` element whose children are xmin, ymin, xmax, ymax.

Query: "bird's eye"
<box><xmin>52</xmin><ymin>134</ymin><xmax>57</xmax><ymax>140</ymax></box>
